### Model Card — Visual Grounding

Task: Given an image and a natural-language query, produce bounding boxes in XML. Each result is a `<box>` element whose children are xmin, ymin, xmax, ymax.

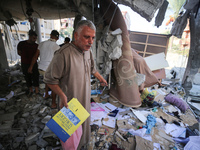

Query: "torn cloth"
<box><xmin>170</xmin><ymin>10</ymin><xmax>189</xmax><ymax>38</ymax></box>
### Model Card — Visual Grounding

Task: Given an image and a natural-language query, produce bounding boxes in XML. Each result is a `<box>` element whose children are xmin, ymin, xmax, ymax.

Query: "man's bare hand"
<box><xmin>28</xmin><ymin>67</ymin><xmax>33</xmax><ymax>74</ymax></box>
<box><xmin>59</xmin><ymin>94</ymin><xmax>68</xmax><ymax>109</ymax></box>
<box><xmin>100</xmin><ymin>78</ymin><xmax>108</xmax><ymax>86</ymax></box>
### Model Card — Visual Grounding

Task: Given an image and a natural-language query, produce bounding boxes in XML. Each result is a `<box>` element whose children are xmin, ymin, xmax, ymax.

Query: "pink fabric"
<box><xmin>61</xmin><ymin>125</ymin><xmax>82</xmax><ymax>150</ymax></box>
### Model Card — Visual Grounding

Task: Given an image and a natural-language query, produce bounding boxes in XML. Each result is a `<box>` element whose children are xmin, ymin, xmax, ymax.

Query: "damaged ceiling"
<box><xmin>0</xmin><ymin>0</ymin><xmax>164</xmax><ymax>23</ymax></box>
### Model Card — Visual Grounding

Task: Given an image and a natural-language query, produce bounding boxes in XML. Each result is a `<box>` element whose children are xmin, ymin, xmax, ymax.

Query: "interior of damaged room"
<box><xmin>0</xmin><ymin>0</ymin><xmax>200</xmax><ymax>150</ymax></box>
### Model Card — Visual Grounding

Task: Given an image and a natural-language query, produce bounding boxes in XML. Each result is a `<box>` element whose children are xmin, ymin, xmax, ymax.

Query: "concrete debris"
<box><xmin>89</xmin><ymin>69</ymin><xmax>200</xmax><ymax>149</ymax></box>
<box><xmin>25</xmin><ymin>132</ymin><xmax>40</xmax><ymax>146</ymax></box>
<box><xmin>0</xmin><ymin>62</ymin><xmax>200</xmax><ymax>150</ymax></box>
<box><xmin>97</xmin><ymin>28</ymin><xmax>123</xmax><ymax>76</ymax></box>
<box><xmin>28</xmin><ymin>145</ymin><xmax>37</xmax><ymax>150</ymax></box>
<box><xmin>0</xmin><ymin>65</ymin><xmax>61</xmax><ymax>149</ymax></box>
<box><xmin>36</xmin><ymin>138</ymin><xmax>48</xmax><ymax>148</ymax></box>
<box><xmin>41</xmin><ymin>115</ymin><xmax>52</xmax><ymax>124</ymax></box>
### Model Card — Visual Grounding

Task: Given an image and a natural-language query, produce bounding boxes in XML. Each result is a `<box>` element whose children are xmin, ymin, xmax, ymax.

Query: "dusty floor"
<box><xmin>0</xmin><ymin>64</ymin><xmax>199</xmax><ymax>150</ymax></box>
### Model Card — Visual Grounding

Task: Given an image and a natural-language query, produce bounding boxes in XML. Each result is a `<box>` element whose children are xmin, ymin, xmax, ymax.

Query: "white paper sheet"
<box><xmin>165</xmin><ymin>123</ymin><xmax>186</xmax><ymax>138</ymax></box>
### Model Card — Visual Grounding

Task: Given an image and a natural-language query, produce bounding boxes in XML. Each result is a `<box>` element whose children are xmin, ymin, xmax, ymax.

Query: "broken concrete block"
<box><xmin>36</xmin><ymin>138</ymin><xmax>48</xmax><ymax>148</ymax></box>
<box><xmin>19</xmin><ymin>118</ymin><xmax>26</xmax><ymax>124</ymax></box>
<box><xmin>111</xmin><ymin>35</ymin><xmax>123</xmax><ymax>49</ymax></box>
<box><xmin>33</xmin><ymin>116</ymin><xmax>41</xmax><ymax>123</ymax></box>
<box><xmin>42</xmin><ymin>132</ymin><xmax>57</xmax><ymax>138</ymax></box>
<box><xmin>28</xmin><ymin>145</ymin><xmax>37</xmax><ymax>150</ymax></box>
<box><xmin>13</xmin><ymin>142</ymin><xmax>20</xmax><ymax>149</ymax></box>
<box><xmin>39</xmin><ymin>106</ymin><xmax>47</xmax><ymax>114</ymax></box>
<box><xmin>109</xmin><ymin>47</ymin><xmax>122</xmax><ymax>60</ymax></box>
<box><xmin>25</xmin><ymin>132</ymin><xmax>40</xmax><ymax>146</ymax></box>
<box><xmin>111</xmin><ymin>28</ymin><xmax>122</xmax><ymax>35</ymax></box>
<box><xmin>41</xmin><ymin>115</ymin><xmax>51</xmax><ymax>124</ymax></box>
<box><xmin>31</xmin><ymin>109</ymin><xmax>38</xmax><ymax>115</ymax></box>
<box><xmin>0</xmin><ymin>122</ymin><xmax>13</xmax><ymax>132</ymax></box>
<box><xmin>15</xmin><ymin>136</ymin><xmax>24</xmax><ymax>143</ymax></box>
<box><xmin>22</xmin><ymin>112</ymin><xmax>30</xmax><ymax>118</ymax></box>
<box><xmin>0</xmin><ymin>112</ymin><xmax>18</xmax><ymax>123</ymax></box>
<box><xmin>32</xmin><ymin>126</ymin><xmax>40</xmax><ymax>133</ymax></box>
<box><xmin>106</xmin><ymin>34</ymin><xmax>114</xmax><ymax>43</ymax></box>
<box><xmin>33</xmin><ymin>104</ymin><xmax>41</xmax><ymax>109</ymax></box>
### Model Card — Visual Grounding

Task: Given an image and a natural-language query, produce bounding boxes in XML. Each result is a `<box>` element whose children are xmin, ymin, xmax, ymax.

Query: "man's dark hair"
<box><xmin>51</xmin><ymin>30</ymin><xmax>59</xmax><ymax>38</ymax></box>
<box><xmin>28</xmin><ymin>30</ymin><xmax>37</xmax><ymax>36</ymax></box>
<box><xmin>65</xmin><ymin>37</ymin><xmax>70</xmax><ymax>42</ymax></box>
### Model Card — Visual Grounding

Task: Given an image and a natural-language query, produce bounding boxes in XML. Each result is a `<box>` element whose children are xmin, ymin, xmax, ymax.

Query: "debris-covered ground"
<box><xmin>0</xmin><ymin>64</ymin><xmax>200</xmax><ymax>150</ymax></box>
<box><xmin>0</xmin><ymin>65</ymin><xmax>62</xmax><ymax>150</ymax></box>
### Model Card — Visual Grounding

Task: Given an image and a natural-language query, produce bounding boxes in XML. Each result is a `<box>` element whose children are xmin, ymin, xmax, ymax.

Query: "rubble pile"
<box><xmin>89</xmin><ymin>77</ymin><xmax>200</xmax><ymax>150</ymax></box>
<box><xmin>0</xmin><ymin>65</ymin><xmax>200</xmax><ymax>150</ymax></box>
<box><xmin>0</xmin><ymin>65</ymin><xmax>62</xmax><ymax>150</ymax></box>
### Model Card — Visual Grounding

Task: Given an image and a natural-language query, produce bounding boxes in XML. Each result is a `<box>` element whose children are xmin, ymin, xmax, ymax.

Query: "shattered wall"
<box><xmin>115</xmin><ymin>0</ymin><xmax>164</xmax><ymax>21</ymax></box>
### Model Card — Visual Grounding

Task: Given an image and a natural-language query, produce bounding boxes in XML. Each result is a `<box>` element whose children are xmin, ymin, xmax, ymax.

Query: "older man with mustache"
<box><xmin>44</xmin><ymin>20</ymin><xmax>107</xmax><ymax>149</ymax></box>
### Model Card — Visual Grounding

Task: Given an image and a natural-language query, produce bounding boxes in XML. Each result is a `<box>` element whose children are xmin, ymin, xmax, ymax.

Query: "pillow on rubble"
<box><xmin>164</xmin><ymin>93</ymin><xmax>189</xmax><ymax>113</ymax></box>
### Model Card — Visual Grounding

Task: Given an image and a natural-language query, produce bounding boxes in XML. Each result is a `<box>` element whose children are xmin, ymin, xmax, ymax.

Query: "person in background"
<box><xmin>28</xmin><ymin>30</ymin><xmax>60</xmax><ymax>108</ymax></box>
<box><xmin>44</xmin><ymin>20</ymin><xmax>107</xmax><ymax>149</ymax></box>
<box><xmin>60</xmin><ymin>37</ymin><xmax>71</xmax><ymax>47</ymax></box>
<box><xmin>17</xmin><ymin>30</ymin><xmax>39</xmax><ymax>97</ymax></box>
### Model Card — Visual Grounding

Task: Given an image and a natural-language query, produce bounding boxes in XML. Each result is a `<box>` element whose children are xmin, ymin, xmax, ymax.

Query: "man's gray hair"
<box><xmin>75</xmin><ymin>20</ymin><xmax>96</xmax><ymax>33</ymax></box>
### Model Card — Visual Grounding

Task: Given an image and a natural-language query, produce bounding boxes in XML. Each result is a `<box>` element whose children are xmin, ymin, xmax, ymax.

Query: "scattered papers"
<box><xmin>102</xmin><ymin>116</ymin><xmax>116</xmax><ymax>128</ymax></box>
<box><xmin>91</xmin><ymin>102</ymin><xmax>105</xmax><ymax>111</ymax></box>
<box><xmin>153</xmin><ymin>143</ymin><xmax>161</xmax><ymax>150</ymax></box>
<box><xmin>97</xmin><ymin>103</ymin><xmax>117</xmax><ymax>113</ymax></box>
<box><xmin>91</xmin><ymin>111</ymin><xmax>107</xmax><ymax>121</ymax></box>
<box><xmin>130</xmin><ymin>108</ymin><xmax>147</xmax><ymax>123</ymax></box>
<box><xmin>122</xmin><ymin>128</ymin><xmax>152</xmax><ymax>141</ymax></box>
<box><xmin>165</xmin><ymin>123</ymin><xmax>186</xmax><ymax>138</ymax></box>
<box><xmin>184</xmin><ymin>136</ymin><xmax>200</xmax><ymax>150</ymax></box>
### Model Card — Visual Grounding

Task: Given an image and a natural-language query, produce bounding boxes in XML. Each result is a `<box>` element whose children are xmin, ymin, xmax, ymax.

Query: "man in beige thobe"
<box><xmin>44</xmin><ymin>20</ymin><xmax>107</xmax><ymax>149</ymax></box>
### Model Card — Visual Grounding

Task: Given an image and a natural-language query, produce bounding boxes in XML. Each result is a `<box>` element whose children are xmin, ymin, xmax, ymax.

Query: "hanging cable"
<box><xmin>20</xmin><ymin>0</ymin><xmax>27</xmax><ymax>18</ymax></box>
<box><xmin>100</xmin><ymin>2</ymin><xmax>118</xmax><ymax>43</ymax></box>
<box><xmin>96</xmin><ymin>0</ymin><xmax>113</xmax><ymax>26</ymax></box>
<box><xmin>34</xmin><ymin>10</ymin><xmax>42</xmax><ymax>18</ymax></box>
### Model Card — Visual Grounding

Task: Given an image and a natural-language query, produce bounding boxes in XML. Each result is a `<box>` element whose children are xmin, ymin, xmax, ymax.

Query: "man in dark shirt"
<box><xmin>17</xmin><ymin>30</ymin><xmax>39</xmax><ymax>96</ymax></box>
<box><xmin>59</xmin><ymin>37</ymin><xmax>70</xmax><ymax>47</ymax></box>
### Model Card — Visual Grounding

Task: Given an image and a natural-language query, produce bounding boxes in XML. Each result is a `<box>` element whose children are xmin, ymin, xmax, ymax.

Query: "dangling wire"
<box><xmin>96</xmin><ymin>0</ymin><xmax>113</xmax><ymax>26</ymax></box>
<box><xmin>106</xmin><ymin>3</ymin><xmax>118</xmax><ymax>33</ymax></box>
<box><xmin>20</xmin><ymin>0</ymin><xmax>28</xmax><ymax>18</ymax></box>
<box><xmin>100</xmin><ymin>2</ymin><xmax>118</xmax><ymax>43</ymax></box>
<box><xmin>34</xmin><ymin>10</ymin><xmax>42</xmax><ymax>18</ymax></box>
